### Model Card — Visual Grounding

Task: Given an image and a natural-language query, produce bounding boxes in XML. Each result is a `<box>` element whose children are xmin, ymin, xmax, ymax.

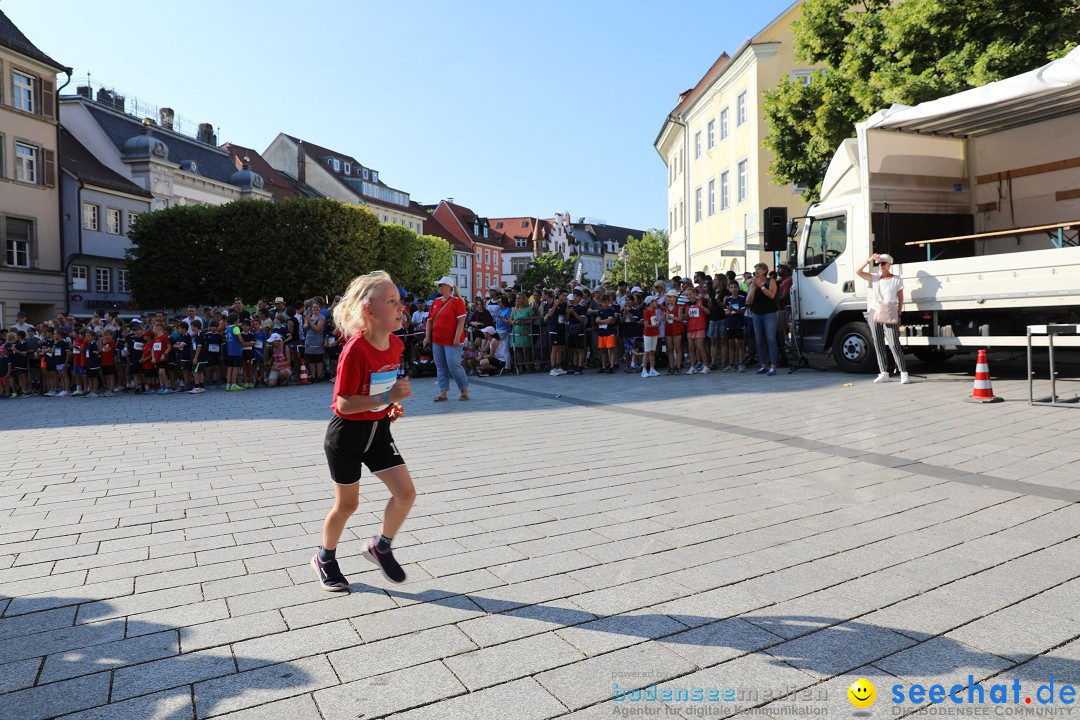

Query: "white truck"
<box><xmin>791</xmin><ymin>46</ymin><xmax>1080</xmax><ymax>372</ymax></box>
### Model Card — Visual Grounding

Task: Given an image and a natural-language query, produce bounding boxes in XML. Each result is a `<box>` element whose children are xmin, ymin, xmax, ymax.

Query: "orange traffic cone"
<box><xmin>299</xmin><ymin>360</ymin><xmax>309</xmax><ymax>385</ymax></box>
<box><xmin>968</xmin><ymin>349</ymin><xmax>1002</xmax><ymax>403</ymax></box>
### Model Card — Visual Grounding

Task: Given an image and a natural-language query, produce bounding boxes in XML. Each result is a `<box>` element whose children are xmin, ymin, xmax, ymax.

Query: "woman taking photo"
<box><xmin>510</xmin><ymin>293</ymin><xmax>535</xmax><ymax>371</ymax></box>
<box><xmin>424</xmin><ymin>276</ymin><xmax>469</xmax><ymax>401</ymax></box>
<box><xmin>746</xmin><ymin>262</ymin><xmax>780</xmax><ymax>376</ymax></box>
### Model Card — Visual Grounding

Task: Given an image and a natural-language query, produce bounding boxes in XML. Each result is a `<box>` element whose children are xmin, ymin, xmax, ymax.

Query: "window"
<box><xmin>511</xmin><ymin>257</ymin><xmax>530</xmax><ymax>276</ymax></box>
<box><xmin>13</xmin><ymin>71</ymin><xmax>34</xmax><ymax>113</ymax></box>
<box><xmin>153</xmin><ymin>198</ymin><xmax>168</xmax><ymax>211</ymax></box>
<box><xmin>736</xmin><ymin>91</ymin><xmax>747</xmax><ymax>126</ymax></box>
<box><xmin>476</xmin><ymin>274</ymin><xmax>481</xmax><ymax>289</ymax></box>
<box><xmin>117</xmin><ymin>269</ymin><xmax>130</xmax><ymax>293</ymax></box>
<box><xmin>805</xmin><ymin>215</ymin><xmax>847</xmax><ymax>268</ymax></box>
<box><xmin>737</xmin><ymin>159</ymin><xmax>748</xmax><ymax>202</ymax></box>
<box><xmin>331</xmin><ymin>158</ymin><xmax>341</xmax><ymax>172</ymax></box>
<box><xmin>707</xmin><ymin>120</ymin><xmax>715</xmax><ymax>149</ymax></box>
<box><xmin>669</xmin><ymin>209</ymin><xmax>674</xmax><ymax>233</ymax></box>
<box><xmin>720</xmin><ymin>108</ymin><xmax>729</xmax><ymax>140</ymax></box>
<box><xmin>95</xmin><ymin>267</ymin><xmax>111</xmax><ymax>292</ymax></box>
<box><xmin>484</xmin><ymin>249</ymin><xmax>490</xmax><ymax>264</ymax></box>
<box><xmin>371</xmin><ymin>171</ymin><xmax>378</xmax><ymax>182</ymax></box>
<box><xmin>5</xmin><ymin>217</ymin><xmax>32</xmax><ymax>268</ymax></box>
<box><xmin>694</xmin><ymin>131</ymin><xmax>702</xmax><ymax>159</ymax></box>
<box><xmin>128</xmin><ymin>212</ymin><xmax>140</xmax><ymax>231</ymax></box>
<box><xmin>720</xmin><ymin>171</ymin><xmax>730</xmax><ymax>210</ymax></box>
<box><xmin>792</xmin><ymin>70</ymin><xmax>813</xmax><ymax>86</ymax></box>
<box><xmin>694</xmin><ymin>187</ymin><xmax>702</xmax><ymax>223</ymax></box>
<box><xmin>460</xmin><ymin>273</ymin><xmax>467</xmax><ymax>289</ymax></box>
<box><xmin>344</xmin><ymin>162</ymin><xmax>351</xmax><ymax>175</ymax></box>
<box><xmin>15</xmin><ymin>143</ymin><xmax>37</xmax><ymax>183</ymax></box>
<box><xmin>708</xmin><ymin>179</ymin><xmax>716</xmax><ymax>216</ymax></box>
<box><xmin>83</xmin><ymin>203</ymin><xmax>100</xmax><ymax>231</ymax></box>
<box><xmin>106</xmin><ymin>208</ymin><xmax>122</xmax><ymax>235</ymax></box>
<box><xmin>362</xmin><ymin>168</ymin><xmax>369</xmax><ymax>179</ymax></box>
<box><xmin>678</xmin><ymin>201</ymin><xmax>683</xmax><ymax>229</ymax></box>
<box><xmin>516</xmin><ymin>237</ymin><xmax>527</xmax><ymax>248</ymax></box>
<box><xmin>72</xmin><ymin>265</ymin><xmax>88</xmax><ymax>291</ymax></box>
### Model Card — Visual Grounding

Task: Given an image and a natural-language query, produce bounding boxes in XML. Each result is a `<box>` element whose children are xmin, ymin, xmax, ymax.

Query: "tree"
<box><xmin>518</xmin><ymin>252</ymin><xmax>580</xmax><ymax>290</ymax></box>
<box><xmin>763</xmin><ymin>0</ymin><xmax>1080</xmax><ymax>202</ymax></box>
<box><xmin>609</xmin><ymin>230</ymin><xmax>669</xmax><ymax>288</ymax></box>
<box><xmin>374</xmin><ymin>223</ymin><xmax>452</xmax><ymax>296</ymax></box>
<box><xmin>126</xmin><ymin>198</ymin><xmax>380</xmax><ymax>308</ymax></box>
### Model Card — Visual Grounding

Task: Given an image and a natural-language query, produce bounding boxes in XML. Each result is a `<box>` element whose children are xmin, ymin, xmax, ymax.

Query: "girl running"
<box><xmin>313</xmin><ymin>270</ymin><xmax>416</xmax><ymax>591</ymax></box>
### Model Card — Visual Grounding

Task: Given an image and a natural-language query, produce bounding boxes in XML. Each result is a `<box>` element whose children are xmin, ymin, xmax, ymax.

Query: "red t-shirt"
<box><xmin>643</xmin><ymin>309</ymin><xmax>660</xmax><ymax>337</ymax></box>
<box><xmin>331</xmin><ymin>332</ymin><xmax>405</xmax><ymax>422</ymax></box>
<box><xmin>664</xmin><ymin>304</ymin><xmax>684</xmax><ymax>335</ymax></box>
<box><xmin>101</xmin><ymin>339</ymin><xmax>116</xmax><ymax>366</ymax></box>
<box><xmin>72</xmin><ymin>338</ymin><xmax>86</xmax><ymax>367</ymax></box>
<box><xmin>685</xmin><ymin>301</ymin><xmax>707</xmax><ymax>333</ymax></box>
<box><xmin>151</xmin><ymin>333</ymin><xmax>170</xmax><ymax>363</ymax></box>
<box><xmin>141</xmin><ymin>331</ymin><xmax>156</xmax><ymax>369</ymax></box>
<box><xmin>428</xmin><ymin>296</ymin><xmax>467</xmax><ymax>346</ymax></box>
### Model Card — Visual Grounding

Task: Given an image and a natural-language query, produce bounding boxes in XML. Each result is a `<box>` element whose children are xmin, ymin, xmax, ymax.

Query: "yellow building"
<box><xmin>654</xmin><ymin>1</ymin><xmax>813</xmax><ymax>279</ymax></box>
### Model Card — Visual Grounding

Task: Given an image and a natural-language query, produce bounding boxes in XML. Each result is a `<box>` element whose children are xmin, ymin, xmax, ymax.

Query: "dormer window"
<box><xmin>473</xmin><ymin>221</ymin><xmax>480</xmax><ymax>236</ymax></box>
<box><xmin>372</xmin><ymin>171</ymin><xmax>379</xmax><ymax>182</ymax></box>
<box><xmin>331</xmin><ymin>158</ymin><xmax>341</xmax><ymax>172</ymax></box>
<box><xmin>483</xmin><ymin>225</ymin><xmax>488</xmax><ymax>239</ymax></box>
<box><xmin>362</xmin><ymin>168</ymin><xmax>369</xmax><ymax>179</ymax></box>
<box><xmin>344</xmin><ymin>162</ymin><xmax>351</xmax><ymax>174</ymax></box>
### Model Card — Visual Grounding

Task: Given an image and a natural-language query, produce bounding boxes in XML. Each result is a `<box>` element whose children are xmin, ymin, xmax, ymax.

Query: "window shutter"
<box><xmin>42</xmin><ymin>79</ymin><xmax>55</xmax><ymax>120</ymax></box>
<box><xmin>43</xmin><ymin>149</ymin><xmax>56</xmax><ymax>187</ymax></box>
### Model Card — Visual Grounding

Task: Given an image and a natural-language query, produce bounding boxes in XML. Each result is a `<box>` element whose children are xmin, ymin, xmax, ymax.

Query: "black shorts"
<box><xmin>208</xmin><ymin>353</ymin><xmax>222</xmax><ymax>365</ymax></box>
<box><xmin>193</xmin><ymin>362</ymin><xmax>206</xmax><ymax>374</ymax></box>
<box><xmin>142</xmin><ymin>367</ymin><xmax>156</xmax><ymax>377</ymax></box>
<box><xmin>324</xmin><ymin>415</ymin><xmax>404</xmax><ymax>485</ymax></box>
<box><xmin>548</xmin><ymin>332</ymin><xmax>565</xmax><ymax>347</ymax></box>
<box><xmin>487</xmin><ymin>357</ymin><xmax>505</xmax><ymax>370</ymax></box>
<box><xmin>101</xmin><ymin>365</ymin><xmax>116</xmax><ymax>377</ymax></box>
<box><xmin>567</xmin><ymin>333</ymin><xmax>584</xmax><ymax>349</ymax></box>
<box><xmin>726</xmin><ymin>327</ymin><xmax>745</xmax><ymax>340</ymax></box>
<box><xmin>306</xmin><ymin>352</ymin><xmax>324</xmax><ymax>365</ymax></box>
<box><xmin>226</xmin><ymin>355</ymin><xmax>243</xmax><ymax>368</ymax></box>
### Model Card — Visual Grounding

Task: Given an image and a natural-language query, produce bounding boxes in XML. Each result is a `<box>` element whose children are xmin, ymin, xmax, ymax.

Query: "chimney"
<box><xmin>297</xmin><ymin>140</ymin><xmax>305</xmax><ymax>183</ymax></box>
<box><xmin>159</xmin><ymin>107</ymin><xmax>174</xmax><ymax>131</ymax></box>
<box><xmin>197</xmin><ymin>122</ymin><xmax>216</xmax><ymax>145</ymax></box>
<box><xmin>95</xmin><ymin>88</ymin><xmax>113</xmax><ymax>105</ymax></box>
<box><xmin>76</xmin><ymin>85</ymin><xmax>91</xmax><ymax>98</ymax></box>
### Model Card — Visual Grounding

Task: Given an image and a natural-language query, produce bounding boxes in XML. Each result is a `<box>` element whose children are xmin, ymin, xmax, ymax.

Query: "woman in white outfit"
<box><xmin>856</xmin><ymin>253</ymin><xmax>909</xmax><ymax>384</ymax></box>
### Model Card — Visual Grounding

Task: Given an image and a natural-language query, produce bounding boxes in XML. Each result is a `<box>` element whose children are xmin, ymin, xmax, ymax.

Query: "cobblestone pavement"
<box><xmin>2</xmin><ymin>362</ymin><xmax>1080</xmax><ymax>720</ymax></box>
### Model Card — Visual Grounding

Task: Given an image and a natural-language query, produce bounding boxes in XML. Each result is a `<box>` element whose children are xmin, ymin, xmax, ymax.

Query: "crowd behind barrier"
<box><xmin>0</xmin><ymin>266</ymin><xmax>796</xmax><ymax>399</ymax></box>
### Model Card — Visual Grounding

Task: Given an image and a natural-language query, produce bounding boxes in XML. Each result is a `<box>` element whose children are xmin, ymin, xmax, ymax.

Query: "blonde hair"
<box><xmin>333</xmin><ymin>270</ymin><xmax>394</xmax><ymax>339</ymax></box>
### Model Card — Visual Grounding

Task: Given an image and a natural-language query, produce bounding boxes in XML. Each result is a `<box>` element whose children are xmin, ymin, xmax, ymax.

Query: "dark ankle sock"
<box><xmin>375</xmin><ymin>534</ymin><xmax>392</xmax><ymax>552</ymax></box>
<box><xmin>319</xmin><ymin>546</ymin><xmax>335</xmax><ymax>562</ymax></box>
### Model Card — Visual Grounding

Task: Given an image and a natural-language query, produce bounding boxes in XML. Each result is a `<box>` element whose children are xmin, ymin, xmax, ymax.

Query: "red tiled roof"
<box><xmin>488</xmin><ymin>216</ymin><xmax>547</xmax><ymax>252</ymax></box>
<box><xmin>222</xmin><ymin>143</ymin><xmax>323</xmax><ymax>201</ymax></box>
<box><xmin>424</xmin><ymin>210</ymin><xmax>472</xmax><ymax>252</ymax></box>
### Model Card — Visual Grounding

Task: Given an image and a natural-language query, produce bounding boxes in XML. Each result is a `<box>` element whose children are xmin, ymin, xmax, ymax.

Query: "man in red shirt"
<box><xmin>150</xmin><ymin>323</ymin><xmax>172</xmax><ymax>394</ymax></box>
<box><xmin>423</xmin><ymin>276</ymin><xmax>469</xmax><ymax>402</ymax></box>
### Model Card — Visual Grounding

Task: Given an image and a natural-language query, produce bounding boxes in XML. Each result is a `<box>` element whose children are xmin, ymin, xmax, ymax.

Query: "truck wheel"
<box><xmin>831</xmin><ymin>321</ymin><xmax>877</xmax><ymax>373</ymax></box>
<box><xmin>912</xmin><ymin>348</ymin><xmax>954</xmax><ymax>366</ymax></box>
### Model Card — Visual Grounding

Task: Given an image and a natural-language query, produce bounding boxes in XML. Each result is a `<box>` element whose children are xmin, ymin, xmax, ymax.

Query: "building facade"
<box><xmin>490</xmin><ymin>216</ymin><xmax>547</xmax><ymax>287</ymax></box>
<box><xmin>0</xmin><ymin>10</ymin><xmax>68</xmax><ymax>325</ymax></box>
<box><xmin>422</xmin><ymin>210</ymin><xmax>473</xmax><ymax>296</ymax></box>
<box><xmin>59</xmin><ymin>127</ymin><xmax>152</xmax><ymax>316</ymax></box>
<box><xmin>262</xmin><ymin>134</ymin><xmax>426</xmax><ymax>231</ymax></box>
<box><xmin>429</xmin><ymin>201</ymin><xmax>503</xmax><ymax>294</ymax></box>
<box><xmin>655</xmin><ymin>1</ymin><xmax>812</xmax><ymax>279</ymax></box>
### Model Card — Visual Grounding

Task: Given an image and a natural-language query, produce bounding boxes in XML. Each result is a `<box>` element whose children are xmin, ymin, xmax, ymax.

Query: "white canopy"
<box><xmin>863</xmin><ymin>45</ymin><xmax>1080</xmax><ymax>138</ymax></box>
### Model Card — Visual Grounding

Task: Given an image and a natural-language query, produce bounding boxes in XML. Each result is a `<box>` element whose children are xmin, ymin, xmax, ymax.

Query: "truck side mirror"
<box><xmin>787</xmin><ymin>219</ymin><xmax>799</xmax><ymax>238</ymax></box>
<box><xmin>788</xmin><ymin>239</ymin><xmax>798</xmax><ymax>265</ymax></box>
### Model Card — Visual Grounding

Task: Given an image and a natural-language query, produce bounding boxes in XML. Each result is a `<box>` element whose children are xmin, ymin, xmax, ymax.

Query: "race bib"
<box><xmin>558</xmin><ymin>315</ymin><xmax>565</xmax><ymax>324</ymax></box>
<box><xmin>208</xmin><ymin>344</ymin><xmax>220</xmax><ymax>353</ymax></box>
<box><xmin>153</xmin><ymin>342</ymin><xmax>162</xmax><ymax>352</ymax></box>
<box><xmin>369</xmin><ymin>370</ymin><xmax>397</xmax><ymax>412</ymax></box>
<box><xmin>54</xmin><ymin>348</ymin><xmax>62</xmax><ymax>356</ymax></box>
<box><xmin>255</xmin><ymin>341</ymin><xmax>264</xmax><ymax>349</ymax></box>
<box><xmin>689</xmin><ymin>308</ymin><xmax>700</xmax><ymax>318</ymax></box>
<box><xmin>74</xmin><ymin>347</ymin><xmax>82</xmax><ymax>355</ymax></box>
<box><xmin>133</xmin><ymin>342</ymin><xmax>144</xmax><ymax>351</ymax></box>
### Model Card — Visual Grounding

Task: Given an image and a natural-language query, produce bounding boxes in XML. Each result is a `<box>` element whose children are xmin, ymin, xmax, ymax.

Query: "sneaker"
<box><xmin>900</xmin><ymin>372</ymin><xmax>911</xmax><ymax>384</ymax></box>
<box><xmin>756</xmin><ymin>367</ymin><xmax>768</xmax><ymax>375</ymax></box>
<box><xmin>641</xmin><ymin>369</ymin><xmax>649</xmax><ymax>378</ymax></box>
<box><xmin>45</xmin><ymin>391</ymin><xmax>57</xmax><ymax>397</ymax></box>
<box><xmin>71</xmin><ymin>390</ymin><xmax>83</xmax><ymax>397</ymax></box>
<box><xmin>874</xmin><ymin>372</ymin><xmax>890</xmax><ymax>383</ymax></box>
<box><xmin>549</xmin><ymin>368</ymin><xmax>559</xmax><ymax>376</ymax></box>
<box><xmin>363</xmin><ymin>537</ymin><xmax>407</xmax><ymax>583</ymax></box>
<box><xmin>310</xmin><ymin>552</ymin><xmax>350</xmax><ymax>592</ymax></box>
<box><xmin>103</xmin><ymin>391</ymin><xmax>114</xmax><ymax>397</ymax></box>
<box><xmin>649</xmin><ymin>369</ymin><xmax>660</xmax><ymax>377</ymax></box>
<box><xmin>86</xmin><ymin>392</ymin><xmax>100</xmax><ymax>398</ymax></box>
<box><xmin>767</xmin><ymin>368</ymin><xmax>777</xmax><ymax>377</ymax></box>
<box><xmin>721</xmin><ymin>365</ymin><xmax>733</xmax><ymax>373</ymax></box>
<box><xmin>700</xmin><ymin>365</ymin><xmax>710</xmax><ymax>374</ymax></box>
<box><xmin>685</xmin><ymin>367</ymin><xmax>696</xmax><ymax>375</ymax></box>
<box><xmin>57</xmin><ymin>391</ymin><xmax>69</xmax><ymax>397</ymax></box>
<box><xmin>737</xmin><ymin>364</ymin><xmax>746</xmax><ymax>373</ymax></box>
<box><xmin>189</xmin><ymin>387</ymin><xmax>206</xmax><ymax>394</ymax></box>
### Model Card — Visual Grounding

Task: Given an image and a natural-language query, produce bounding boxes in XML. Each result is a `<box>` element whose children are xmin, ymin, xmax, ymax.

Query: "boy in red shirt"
<box><xmin>100</xmin><ymin>329</ymin><xmax>117</xmax><ymax>396</ymax></box>
<box><xmin>641</xmin><ymin>295</ymin><xmax>660</xmax><ymax>378</ymax></box>
<box><xmin>150</xmin><ymin>323</ymin><xmax>172</xmax><ymax>394</ymax></box>
<box><xmin>140</xmin><ymin>328</ymin><xmax>157</xmax><ymax>393</ymax></box>
<box><xmin>70</xmin><ymin>331</ymin><xmax>87</xmax><ymax>396</ymax></box>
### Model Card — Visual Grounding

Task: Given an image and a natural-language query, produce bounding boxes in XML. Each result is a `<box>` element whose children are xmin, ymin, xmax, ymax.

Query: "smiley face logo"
<box><xmin>848</xmin><ymin>678</ymin><xmax>876</xmax><ymax>708</ymax></box>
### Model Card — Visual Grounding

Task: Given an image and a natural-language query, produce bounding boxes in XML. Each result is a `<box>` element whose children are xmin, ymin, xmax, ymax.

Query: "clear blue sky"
<box><xmin>8</xmin><ymin>0</ymin><xmax>795</xmax><ymax>231</ymax></box>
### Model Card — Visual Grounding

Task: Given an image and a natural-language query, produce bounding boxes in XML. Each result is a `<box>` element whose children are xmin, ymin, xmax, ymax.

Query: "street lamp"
<box><xmin>618</xmin><ymin>245</ymin><xmax>630</xmax><ymax>284</ymax></box>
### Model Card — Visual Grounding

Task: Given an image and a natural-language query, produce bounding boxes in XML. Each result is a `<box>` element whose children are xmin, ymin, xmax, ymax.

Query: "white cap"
<box><xmin>436</xmin><ymin>276</ymin><xmax>453</xmax><ymax>286</ymax></box>
<box><xmin>488</xmin><ymin>284</ymin><xmax>500</xmax><ymax>291</ymax></box>
<box><xmin>644</xmin><ymin>295</ymin><xmax>657</xmax><ymax>304</ymax></box>
<box><xmin>878</xmin><ymin>254</ymin><xmax>895</xmax><ymax>264</ymax></box>
<box><xmin>268</xmin><ymin>333</ymin><xmax>283</xmax><ymax>342</ymax></box>
<box><xmin>480</xmin><ymin>326</ymin><xmax>496</xmax><ymax>335</ymax></box>
<box><xmin>631</xmin><ymin>286</ymin><xmax>642</xmax><ymax>293</ymax></box>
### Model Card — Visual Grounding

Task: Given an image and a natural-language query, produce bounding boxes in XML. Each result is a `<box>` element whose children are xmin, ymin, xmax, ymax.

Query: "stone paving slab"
<box><xmin>3</xmin><ymin>365</ymin><xmax>1080</xmax><ymax>718</ymax></box>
